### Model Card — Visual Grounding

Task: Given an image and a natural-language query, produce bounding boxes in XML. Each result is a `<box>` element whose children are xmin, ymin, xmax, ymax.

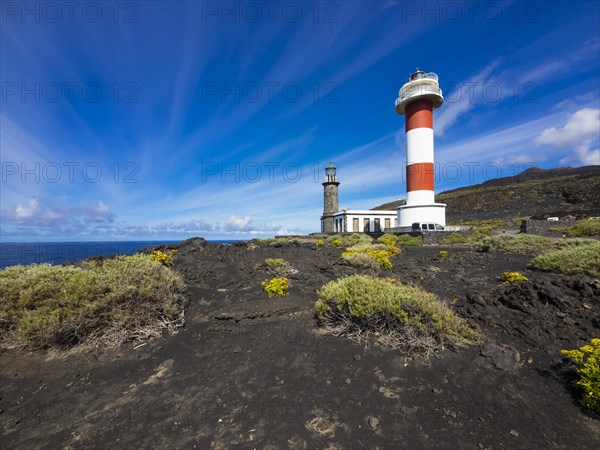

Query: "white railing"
<box><xmin>396</xmin><ymin>86</ymin><xmax>442</xmax><ymax>105</ymax></box>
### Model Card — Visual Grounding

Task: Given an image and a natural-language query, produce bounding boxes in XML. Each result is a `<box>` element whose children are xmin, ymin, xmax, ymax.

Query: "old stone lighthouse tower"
<box><xmin>321</xmin><ymin>162</ymin><xmax>339</xmax><ymax>233</ymax></box>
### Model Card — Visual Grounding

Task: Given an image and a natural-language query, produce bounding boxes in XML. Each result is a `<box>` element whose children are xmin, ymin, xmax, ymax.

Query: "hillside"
<box><xmin>372</xmin><ymin>166</ymin><xmax>600</xmax><ymax>223</ymax></box>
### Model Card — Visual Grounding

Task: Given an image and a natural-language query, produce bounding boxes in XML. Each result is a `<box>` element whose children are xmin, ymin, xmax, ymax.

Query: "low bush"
<box><xmin>330</xmin><ymin>239</ymin><xmax>342</xmax><ymax>248</ymax></box>
<box><xmin>464</xmin><ymin>226</ymin><xmax>494</xmax><ymax>247</ymax></box>
<box><xmin>342</xmin><ymin>233</ymin><xmax>374</xmax><ymax>247</ymax></box>
<box><xmin>476</xmin><ymin>234</ymin><xmax>553</xmax><ymax>254</ymax></box>
<box><xmin>529</xmin><ymin>241</ymin><xmax>600</xmax><ymax>278</ymax></box>
<box><xmin>265</xmin><ymin>258</ymin><xmax>297</xmax><ymax>277</ymax></box>
<box><xmin>439</xmin><ymin>250</ymin><xmax>448</xmax><ymax>257</ymax></box>
<box><xmin>316</xmin><ymin>239</ymin><xmax>325</xmax><ymax>248</ymax></box>
<box><xmin>553</xmin><ymin>238</ymin><xmax>598</xmax><ymax>249</ymax></box>
<box><xmin>443</xmin><ymin>233</ymin><xmax>467</xmax><ymax>245</ymax></box>
<box><xmin>342</xmin><ymin>241</ymin><xmax>397</xmax><ymax>269</ymax></box>
<box><xmin>349</xmin><ymin>243</ymin><xmax>389</xmax><ymax>252</ymax></box>
<box><xmin>499</xmin><ymin>271</ymin><xmax>529</xmax><ymax>284</ymax></box>
<box><xmin>315</xmin><ymin>275</ymin><xmax>478</xmax><ymax>355</ymax></box>
<box><xmin>377</xmin><ymin>234</ymin><xmax>398</xmax><ymax>248</ymax></box>
<box><xmin>567</xmin><ymin>219</ymin><xmax>600</xmax><ymax>237</ymax></box>
<box><xmin>0</xmin><ymin>255</ymin><xmax>186</xmax><ymax>349</ymax></box>
<box><xmin>396</xmin><ymin>234</ymin><xmax>422</xmax><ymax>246</ymax></box>
<box><xmin>341</xmin><ymin>252</ymin><xmax>381</xmax><ymax>271</ymax></box>
<box><xmin>365</xmin><ymin>249</ymin><xmax>394</xmax><ymax>269</ymax></box>
<box><xmin>562</xmin><ymin>339</ymin><xmax>600</xmax><ymax>413</ymax></box>
<box><xmin>261</xmin><ymin>277</ymin><xmax>289</xmax><ymax>298</ymax></box>
<box><xmin>266</xmin><ymin>236</ymin><xmax>318</xmax><ymax>247</ymax></box>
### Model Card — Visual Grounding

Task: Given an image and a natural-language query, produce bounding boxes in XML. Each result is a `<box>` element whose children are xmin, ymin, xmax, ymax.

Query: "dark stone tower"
<box><xmin>321</xmin><ymin>162</ymin><xmax>339</xmax><ymax>233</ymax></box>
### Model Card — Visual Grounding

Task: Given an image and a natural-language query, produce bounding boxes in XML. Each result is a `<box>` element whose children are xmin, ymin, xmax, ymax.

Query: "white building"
<box><xmin>328</xmin><ymin>210</ymin><xmax>398</xmax><ymax>233</ymax></box>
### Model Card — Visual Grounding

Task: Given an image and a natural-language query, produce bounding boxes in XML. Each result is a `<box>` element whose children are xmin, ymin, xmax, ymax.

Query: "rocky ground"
<box><xmin>1</xmin><ymin>237</ymin><xmax>599</xmax><ymax>449</ymax></box>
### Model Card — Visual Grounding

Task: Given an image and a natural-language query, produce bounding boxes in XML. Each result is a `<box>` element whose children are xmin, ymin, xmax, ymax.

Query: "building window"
<box><xmin>363</xmin><ymin>218</ymin><xmax>370</xmax><ymax>232</ymax></box>
<box><xmin>353</xmin><ymin>218</ymin><xmax>359</xmax><ymax>232</ymax></box>
<box><xmin>384</xmin><ymin>218</ymin><xmax>390</xmax><ymax>229</ymax></box>
<box><xmin>374</xmin><ymin>218</ymin><xmax>381</xmax><ymax>232</ymax></box>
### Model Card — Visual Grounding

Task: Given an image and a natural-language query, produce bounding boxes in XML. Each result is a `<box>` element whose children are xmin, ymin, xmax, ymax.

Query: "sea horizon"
<box><xmin>0</xmin><ymin>239</ymin><xmax>247</xmax><ymax>269</ymax></box>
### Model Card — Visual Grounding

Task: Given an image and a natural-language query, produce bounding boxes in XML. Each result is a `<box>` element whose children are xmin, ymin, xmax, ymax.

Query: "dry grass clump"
<box><xmin>0</xmin><ymin>254</ymin><xmax>186</xmax><ymax>349</ymax></box>
<box><xmin>315</xmin><ymin>275</ymin><xmax>478</xmax><ymax>357</ymax></box>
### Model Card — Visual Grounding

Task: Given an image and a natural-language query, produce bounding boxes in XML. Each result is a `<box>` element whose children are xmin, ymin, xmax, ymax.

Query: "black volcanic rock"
<box><xmin>1</xmin><ymin>241</ymin><xmax>598</xmax><ymax>448</ymax></box>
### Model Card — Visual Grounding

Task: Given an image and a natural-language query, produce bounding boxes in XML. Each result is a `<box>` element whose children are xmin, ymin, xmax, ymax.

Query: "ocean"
<box><xmin>0</xmin><ymin>240</ymin><xmax>240</xmax><ymax>269</ymax></box>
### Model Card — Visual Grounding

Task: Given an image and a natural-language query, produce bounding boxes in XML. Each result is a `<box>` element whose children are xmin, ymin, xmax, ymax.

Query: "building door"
<box><xmin>374</xmin><ymin>218</ymin><xmax>381</xmax><ymax>232</ymax></box>
<box><xmin>363</xmin><ymin>218</ymin><xmax>370</xmax><ymax>232</ymax></box>
<box><xmin>384</xmin><ymin>218</ymin><xmax>390</xmax><ymax>229</ymax></box>
<box><xmin>353</xmin><ymin>218</ymin><xmax>359</xmax><ymax>232</ymax></box>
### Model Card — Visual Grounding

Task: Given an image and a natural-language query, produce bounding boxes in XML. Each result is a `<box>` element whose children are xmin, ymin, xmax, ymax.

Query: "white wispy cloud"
<box><xmin>2</xmin><ymin>197</ymin><xmax>115</xmax><ymax>226</ymax></box>
<box><xmin>535</xmin><ymin>108</ymin><xmax>600</xmax><ymax>165</ymax></box>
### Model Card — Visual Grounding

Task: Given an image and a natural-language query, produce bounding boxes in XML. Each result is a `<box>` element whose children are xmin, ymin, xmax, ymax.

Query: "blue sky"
<box><xmin>1</xmin><ymin>0</ymin><xmax>599</xmax><ymax>241</ymax></box>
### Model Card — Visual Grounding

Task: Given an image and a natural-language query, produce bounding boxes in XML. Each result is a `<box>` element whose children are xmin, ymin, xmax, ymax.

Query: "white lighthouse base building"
<box><xmin>397</xmin><ymin>203</ymin><xmax>446</xmax><ymax>227</ymax></box>
<box><xmin>322</xmin><ymin>210</ymin><xmax>398</xmax><ymax>233</ymax></box>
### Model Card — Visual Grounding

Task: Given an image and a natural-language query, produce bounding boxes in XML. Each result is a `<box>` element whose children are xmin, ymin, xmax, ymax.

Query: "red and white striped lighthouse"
<box><xmin>395</xmin><ymin>69</ymin><xmax>446</xmax><ymax>227</ymax></box>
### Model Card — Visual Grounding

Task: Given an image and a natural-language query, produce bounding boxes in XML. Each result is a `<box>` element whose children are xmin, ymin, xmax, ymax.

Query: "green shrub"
<box><xmin>265</xmin><ymin>258</ymin><xmax>286</xmax><ymax>268</ymax></box>
<box><xmin>476</xmin><ymin>234</ymin><xmax>553</xmax><ymax>254</ymax></box>
<box><xmin>377</xmin><ymin>234</ymin><xmax>398</xmax><ymax>247</ymax></box>
<box><xmin>316</xmin><ymin>239</ymin><xmax>325</xmax><ymax>248</ymax></box>
<box><xmin>315</xmin><ymin>275</ymin><xmax>478</xmax><ymax>355</ymax></box>
<box><xmin>562</xmin><ymin>339</ymin><xmax>600</xmax><ymax>413</ymax></box>
<box><xmin>376</xmin><ymin>234</ymin><xmax>401</xmax><ymax>255</ymax></box>
<box><xmin>265</xmin><ymin>258</ymin><xmax>297</xmax><ymax>276</ymax></box>
<box><xmin>261</xmin><ymin>277</ymin><xmax>289</xmax><ymax>298</ymax></box>
<box><xmin>348</xmin><ymin>242</ymin><xmax>389</xmax><ymax>252</ymax></box>
<box><xmin>341</xmin><ymin>252</ymin><xmax>381</xmax><ymax>271</ymax></box>
<box><xmin>529</xmin><ymin>241</ymin><xmax>600</xmax><ymax>277</ymax></box>
<box><xmin>0</xmin><ymin>255</ymin><xmax>186</xmax><ymax>349</ymax></box>
<box><xmin>443</xmin><ymin>233</ymin><xmax>467</xmax><ymax>245</ymax></box>
<box><xmin>465</xmin><ymin>226</ymin><xmax>494</xmax><ymax>246</ymax></box>
<box><xmin>326</xmin><ymin>234</ymin><xmax>344</xmax><ymax>243</ymax></box>
<box><xmin>330</xmin><ymin>239</ymin><xmax>342</xmax><ymax>248</ymax></box>
<box><xmin>396</xmin><ymin>234</ymin><xmax>422</xmax><ymax>246</ymax></box>
<box><xmin>553</xmin><ymin>238</ymin><xmax>598</xmax><ymax>249</ymax></box>
<box><xmin>499</xmin><ymin>271</ymin><xmax>529</xmax><ymax>284</ymax></box>
<box><xmin>439</xmin><ymin>250</ymin><xmax>448</xmax><ymax>257</ymax></box>
<box><xmin>266</xmin><ymin>236</ymin><xmax>317</xmax><ymax>247</ymax></box>
<box><xmin>342</xmin><ymin>241</ymin><xmax>397</xmax><ymax>269</ymax></box>
<box><xmin>567</xmin><ymin>219</ymin><xmax>600</xmax><ymax>237</ymax></box>
<box><xmin>365</xmin><ymin>249</ymin><xmax>393</xmax><ymax>269</ymax></box>
<box><xmin>342</xmin><ymin>233</ymin><xmax>374</xmax><ymax>247</ymax></box>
